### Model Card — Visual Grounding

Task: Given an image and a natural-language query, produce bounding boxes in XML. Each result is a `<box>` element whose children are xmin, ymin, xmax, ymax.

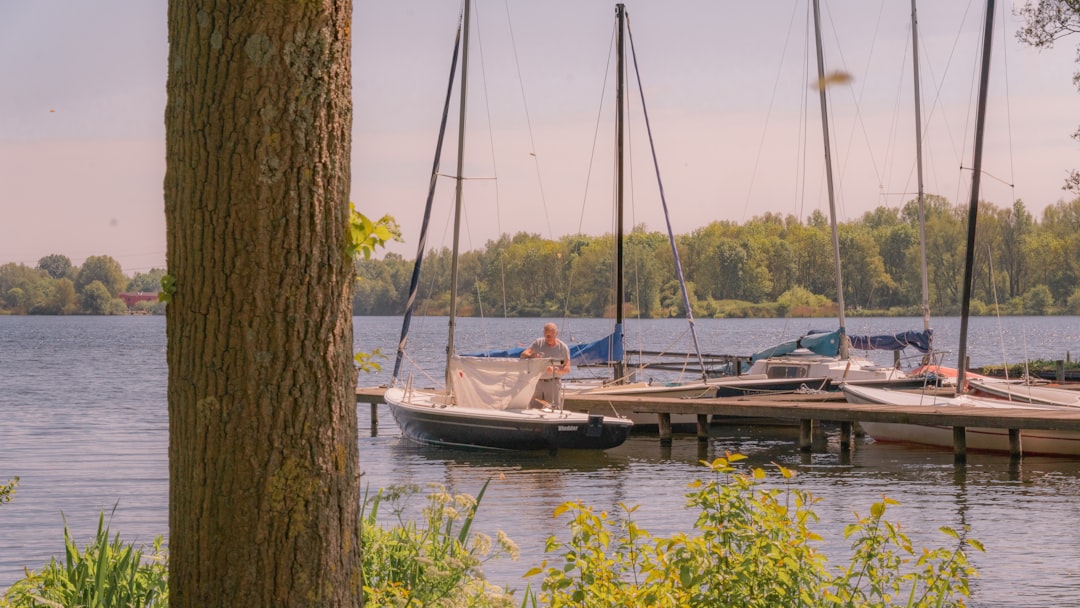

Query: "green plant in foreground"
<box><xmin>0</xmin><ymin>477</ymin><xmax>17</xmax><ymax>508</ymax></box>
<box><xmin>361</xmin><ymin>480</ymin><xmax>521</xmax><ymax>607</ymax></box>
<box><xmin>1</xmin><ymin>511</ymin><xmax>168</xmax><ymax>608</ymax></box>
<box><xmin>526</xmin><ymin>454</ymin><xmax>981</xmax><ymax>608</ymax></box>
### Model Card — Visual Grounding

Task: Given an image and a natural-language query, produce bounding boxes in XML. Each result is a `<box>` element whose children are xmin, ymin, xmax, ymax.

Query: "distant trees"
<box><xmin>0</xmin><ymin>255</ymin><xmax>166</xmax><ymax>315</ymax></box>
<box><xmin>75</xmin><ymin>255</ymin><xmax>127</xmax><ymax>296</ymax></box>
<box><xmin>353</xmin><ymin>196</ymin><xmax>1080</xmax><ymax>318</ymax></box>
<box><xmin>6</xmin><ymin>195</ymin><xmax>1080</xmax><ymax>318</ymax></box>
<box><xmin>36</xmin><ymin>254</ymin><xmax>73</xmax><ymax>279</ymax></box>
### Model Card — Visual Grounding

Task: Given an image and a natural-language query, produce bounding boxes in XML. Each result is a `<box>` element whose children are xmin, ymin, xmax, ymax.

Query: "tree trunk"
<box><xmin>164</xmin><ymin>1</ymin><xmax>360</xmax><ymax>606</ymax></box>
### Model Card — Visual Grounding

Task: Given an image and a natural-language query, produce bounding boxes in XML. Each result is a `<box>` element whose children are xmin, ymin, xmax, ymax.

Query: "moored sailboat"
<box><xmin>384</xmin><ymin>0</ymin><xmax>632</xmax><ymax>451</ymax></box>
<box><xmin>840</xmin><ymin>0</ymin><xmax>1080</xmax><ymax>457</ymax></box>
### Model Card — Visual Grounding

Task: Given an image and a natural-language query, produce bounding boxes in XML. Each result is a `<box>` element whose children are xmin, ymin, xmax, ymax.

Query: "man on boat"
<box><xmin>521</xmin><ymin>322</ymin><xmax>571</xmax><ymax>409</ymax></box>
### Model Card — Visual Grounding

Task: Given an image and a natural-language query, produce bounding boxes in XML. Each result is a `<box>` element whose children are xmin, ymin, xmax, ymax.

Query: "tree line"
<box><xmin>356</xmin><ymin>196</ymin><xmax>1080</xmax><ymax>318</ymax></box>
<box><xmin>5</xmin><ymin>196</ymin><xmax>1079</xmax><ymax>318</ymax></box>
<box><xmin>0</xmin><ymin>254</ymin><xmax>166</xmax><ymax>315</ymax></box>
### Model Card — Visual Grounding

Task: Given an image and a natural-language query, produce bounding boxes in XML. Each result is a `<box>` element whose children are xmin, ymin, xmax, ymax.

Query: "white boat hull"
<box><xmin>843</xmin><ymin>384</ymin><xmax>1080</xmax><ymax>456</ymax></box>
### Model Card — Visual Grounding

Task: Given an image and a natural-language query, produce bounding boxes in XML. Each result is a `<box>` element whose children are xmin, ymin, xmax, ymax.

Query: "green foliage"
<box><xmin>80</xmin><ymin>281</ymin><xmax>113</xmax><ymax>315</ymax></box>
<box><xmin>354</xmin><ymin>348</ymin><xmax>385</xmax><ymax>374</ymax></box>
<box><xmin>127</xmin><ymin>268</ymin><xmax>167</xmax><ymax>294</ymax></box>
<box><xmin>0</xmin><ymin>477</ymin><xmax>17</xmax><ymax>507</ymax></box>
<box><xmin>4</xmin><ymin>197</ymin><xmax>1080</xmax><ymax>317</ymax></box>
<box><xmin>527</xmin><ymin>455</ymin><xmax>979</xmax><ymax>607</ymax></box>
<box><xmin>361</xmin><ymin>482</ymin><xmax>520</xmax><ymax>607</ymax></box>
<box><xmin>1068</xmin><ymin>286</ymin><xmax>1080</xmax><ymax>314</ymax></box>
<box><xmin>74</xmin><ymin>256</ymin><xmax>126</xmax><ymax>297</ymax></box>
<box><xmin>36</xmin><ymin>255</ymin><xmax>73</xmax><ymax>280</ymax></box>
<box><xmin>1022</xmin><ymin>284</ymin><xmax>1055</xmax><ymax>315</ymax></box>
<box><xmin>776</xmin><ymin>286</ymin><xmax>832</xmax><ymax>317</ymax></box>
<box><xmin>158</xmin><ymin>274</ymin><xmax>176</xmax><ymax>303</ymax></box>
<box><xmin>349</xmin><ymin>204</ymin><xmax>401</xmax><ymax>260</ymax></box>
<box><xmin>1</xmin><ymin>512</ymin><xmax>168</xmax><ymax>608</ymax></box>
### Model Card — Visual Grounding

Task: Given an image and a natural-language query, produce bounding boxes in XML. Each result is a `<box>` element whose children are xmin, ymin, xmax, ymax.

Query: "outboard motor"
<box><xmin>586</xmin><ymin>414</ymin><xmax>604</xmax><ymax>438</ymax></box>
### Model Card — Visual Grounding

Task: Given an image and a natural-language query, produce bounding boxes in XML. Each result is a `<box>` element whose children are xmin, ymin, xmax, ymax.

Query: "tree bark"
<box><xmin>164</xmin><ymin>1</ymin><xmax>360</xmax><ymax>605</ymax></box>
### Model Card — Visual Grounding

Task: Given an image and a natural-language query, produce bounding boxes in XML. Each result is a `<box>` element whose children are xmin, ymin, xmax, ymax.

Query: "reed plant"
<box><xmin>1</xmin><ymin>511</ymin><xmax>167</xmax><ymax>608</ymax></box>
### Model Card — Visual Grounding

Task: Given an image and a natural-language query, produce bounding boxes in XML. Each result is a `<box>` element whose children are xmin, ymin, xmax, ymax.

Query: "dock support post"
<box><xmin>953</xmin><ymin>427</ymin><xmax>967</xmax><ymax>463</ymax></box>
<box><xmin>371</xmin><ymin>403</ymin><xmax>379</xmax><ymax>436</ymax></box>
<box><xmin>839</xmin><ymin>421</ymin><xmax>852</xmax><ymax>452</ymax></box>
<box><xmin>658</xmin><ymin>413</ymin><xmax>673</xmax><ymax>446</ymax></box>
<box><xmin>1009</xmin><ymin>428</ymin><xmax>1022</xmax><ymax>459</ymax></box>
<box><xmin>799</xmin><ymin>419</ymin><xmax>813</xmax><ymax>452</ymax></box>
<box><xmin>1058</xmin><ymin>360</ymin><xmax>1066</xmax><ymax>383</ymax></box>
<box><xmin>697</xmin><ymin>414</ymin><xmax>709</xmax><ymax>442</ymax></box>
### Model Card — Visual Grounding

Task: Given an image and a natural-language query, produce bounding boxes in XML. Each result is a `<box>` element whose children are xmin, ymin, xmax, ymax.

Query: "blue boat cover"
<box><xmin>745</xmin><ymin>327</ymin><xmax>933</xmax><ymax>371</ymax></box>
<box><xmin>463</xmin><ymin>324</ymin><xmax>625</xmax><ymax>366</ymax></box>
<box><xmin>746</xmin><ymin>328</ymin><xmax>844</xmax><ymax>368</ymax></box>
<box><xmin>849</xmin><ymin>328</ymin><xmax>933</xmax><ymax>353</ymax></box>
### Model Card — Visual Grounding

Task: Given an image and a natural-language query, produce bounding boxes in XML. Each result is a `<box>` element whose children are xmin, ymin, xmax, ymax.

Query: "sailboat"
<box><xmin>841</xmin><ymin>0</ymin><xmax>1080</xmax><ymax>456</ymax></box>
<box><xmin>742</xmin><ymin>0</ymin><xmax>931</xmax><ymax>389</ymax></box>
<box><xmin>461</xmin><ymin>5</ymin><xmax>831</xmax><ymax>416</ymax></box>
<box><xmin>383</xmin><ymin>0</ymin><xmax>632</xmax><ymax>451</ymax></box>
<box><xmin>967</xmin><ymin>378</ymin><xmax>1080</xmax><ymax>407</ymax></box>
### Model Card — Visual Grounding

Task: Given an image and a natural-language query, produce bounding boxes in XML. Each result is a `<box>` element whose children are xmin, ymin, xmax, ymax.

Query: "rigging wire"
<box><xmin>499</xmin><ymin>0</ymin><xmax>555</xmax><ymax>242</ymax></box>
<box><xmin>740</xmin><ymin>1</ymin><xmax>802</xmax><ymax>222</ymax></box>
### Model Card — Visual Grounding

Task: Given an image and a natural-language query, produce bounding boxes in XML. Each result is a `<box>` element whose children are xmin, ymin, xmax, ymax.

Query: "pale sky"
<box><xmin>1</xmin><ymin>1</ymin><xmax>1077</xmax><ymax>274</ymax></box>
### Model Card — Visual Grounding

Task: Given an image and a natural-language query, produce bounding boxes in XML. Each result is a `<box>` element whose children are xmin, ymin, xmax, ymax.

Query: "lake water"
<box><xmin>2</xmin><ymin>314</ymin><xmax>1079</xmax><ymax>606</ymax></box>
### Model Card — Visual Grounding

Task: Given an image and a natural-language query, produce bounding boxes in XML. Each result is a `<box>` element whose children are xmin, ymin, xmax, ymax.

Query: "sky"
<box><xmin>1</xmin><ymin>1</ymin><xmax>1077</xmax><ymax>274</ymax></box>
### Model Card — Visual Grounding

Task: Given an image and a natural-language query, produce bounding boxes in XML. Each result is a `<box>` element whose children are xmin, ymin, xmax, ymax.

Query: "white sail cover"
<box><xmin>449</xmin><ymin>356</ymin><xmax>548</xmax><ymax>410</ymax></box>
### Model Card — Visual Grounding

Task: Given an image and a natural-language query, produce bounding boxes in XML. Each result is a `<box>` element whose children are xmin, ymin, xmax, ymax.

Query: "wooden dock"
<box><xmin>356</xmin><ymin>386</ymin><xmax>1080</xmax><ymax>460</ymax></box>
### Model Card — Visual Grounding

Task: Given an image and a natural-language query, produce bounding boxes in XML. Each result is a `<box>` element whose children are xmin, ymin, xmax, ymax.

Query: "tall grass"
<box><xmin>1</xmin><ymin>510</ymin><xmax>167</xmax><ymax>608</ymax></box>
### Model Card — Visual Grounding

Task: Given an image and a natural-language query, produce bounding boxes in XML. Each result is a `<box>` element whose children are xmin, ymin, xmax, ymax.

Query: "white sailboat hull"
<box><xmin>968</xmin><ymin>379</ymin><xmax>1080</xmax><ymax>407</ymax></box>
<box><xmin>842</xmin><ymin>384</ymin><xmax>1080</xmax><ymax>456</ymax></box>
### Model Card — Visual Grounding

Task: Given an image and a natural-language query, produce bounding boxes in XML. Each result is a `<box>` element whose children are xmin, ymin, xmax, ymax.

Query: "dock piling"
<box><xmin>799</xmin><ymin>420</ymin><xmax>814</xmax><ymax>452</ymax></box>
<box><xmin>953</xmin><ymin>426</ymin><xmax>967</xmax><ymax>463</ymax></box>
<box><xmin>839</xmin><ymin>421</ymin><xmax>852</xmax><ymax>452</ymax></box>
<box><xmin>1009</xmin><ymin>428</ymin><xmax>1022</xmax><ymax>459</ymax></box>
<box><xmin>658</xmin><ymin>413</ymin><xmax>673</xmax><ymax>446</ymax></box>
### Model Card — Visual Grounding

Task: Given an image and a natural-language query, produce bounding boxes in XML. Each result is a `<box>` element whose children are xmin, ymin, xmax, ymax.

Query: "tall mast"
<box><xmin>911</xmin><ymin>0</ymin><xmax>931</xmax><ymax>337</ymax></box>
<box><xmin>613</xmin><ymin>3</ymin><xmax>626</xmax><ymax>383</ymax></box>
<box><xmin>811</xmin><ymin>0</ymin><xmax>848</xmax><ymax>358</ymax></box>
<box><xmin>446</xmin><ymin>0</ymin><xmax>471</xmax><ymax>392</ymax></box>
<box><xmin>956</xmin><ymin>0</ymin><xmax>996</xmax><ymax>392</ymax></box>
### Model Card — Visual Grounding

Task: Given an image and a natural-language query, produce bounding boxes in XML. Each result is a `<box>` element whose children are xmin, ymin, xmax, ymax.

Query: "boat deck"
<box><xmin>357</xmin><ymin>385</ymin><xmax>1080</xmax><ymax>460</ymax></box>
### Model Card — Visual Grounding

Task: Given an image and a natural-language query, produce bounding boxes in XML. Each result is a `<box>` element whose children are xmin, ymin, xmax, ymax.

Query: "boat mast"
<box><xmin>391</xmin><ymin>19</ymin><xmax>463</xmax><ymax>383</ymax></box>
<box><xmin>446</xmin><ymin>0</ymin><xmax>471</xmax><ymax>393</ymax></box>
<box><xmin>956</xmin><ymin>0</ymin><xmax>996</xmax><ymax>393</ymax></box>
<box><xmin>911</xmin><ymin>0</ymin><xmax>931</xmax><ymax>338</ymax></box>
<box><xmin>614</xmin><ymin>3</ymin><xmax>626</xmax><ymax>383</ymax></box>
<box><xmin>811</xmin><ymin>0</ymin><xmax>848</xmax><ymax>359</ymax></box>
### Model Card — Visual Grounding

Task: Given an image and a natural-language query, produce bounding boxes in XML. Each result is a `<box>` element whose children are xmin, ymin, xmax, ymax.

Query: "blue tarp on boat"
<box><xmin>745</xmin><ymin>328</ymin><xmax>844</xmax><ymax>368</ymax></box>
<box><xmin>462</xmin><ymin>324</ymin><xmax>624</xmax><ymax>366</ymax></box>
<box><xmin>744</xmin><ymin>327</ymin><xmax>933</xmax><ymax>371</ymax></box>
<box><xmin>849</xmin><ymin>328</ymin><xmax>933</xmax><ymax>353</ymax></box>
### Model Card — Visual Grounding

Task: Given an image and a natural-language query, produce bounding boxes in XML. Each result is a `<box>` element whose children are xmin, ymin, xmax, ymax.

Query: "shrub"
<box><xmin>526</xmin><ymin>454</ymin><xmax>980</xmax><ymax>607</ymax></box>
<box><xmin>361</xmin><ymin>481</ymin><xmax>520</xmax><ymax>607</ymax></box>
